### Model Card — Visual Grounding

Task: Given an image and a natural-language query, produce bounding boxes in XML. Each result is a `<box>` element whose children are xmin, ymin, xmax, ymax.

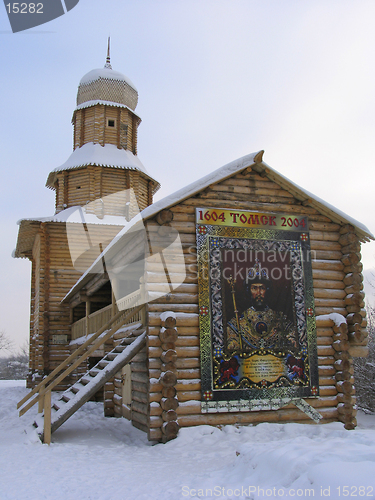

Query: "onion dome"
<box><xmin>76</xmin><ymin>39</ymin><xmax>138</xmax><ymax>110</ymax></box>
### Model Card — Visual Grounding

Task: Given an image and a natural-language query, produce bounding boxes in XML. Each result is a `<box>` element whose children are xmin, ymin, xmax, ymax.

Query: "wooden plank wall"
<box><xmin>73</xmin><ymin>106</ymin><xmax>138</xmax><ymax>151</ymax></box>
<box><xmin>55</xmin><ymin>166</ymin><xmax>150</xmax><ymax>217</ymax></box>
<box><xmin>144</xmin><ymin>169</ymin><xmax>365</xmax><ymax>438</ymax></box>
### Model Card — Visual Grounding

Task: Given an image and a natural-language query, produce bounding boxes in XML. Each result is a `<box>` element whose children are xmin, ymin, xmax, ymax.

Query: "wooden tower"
<box><xmin>14</xmin><ymin>43</ymin><xmax>159</xmax><ymax>388</ymax></box>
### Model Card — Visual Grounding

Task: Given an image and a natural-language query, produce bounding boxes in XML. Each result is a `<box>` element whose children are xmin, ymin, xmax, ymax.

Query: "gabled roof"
<box><xmin>138</xmin><ymin>150</ymin><xmax>373</xmax><ymax>242</ymax></box>
<box><xmin>62</xmin><ymin>150</ymin><xmax>374</xmax><ymax>302</ymax></box>
<box><xmin>45</xmin><ymin>142</ymin><xmax>160</xmax><ymax>194</ymax></box>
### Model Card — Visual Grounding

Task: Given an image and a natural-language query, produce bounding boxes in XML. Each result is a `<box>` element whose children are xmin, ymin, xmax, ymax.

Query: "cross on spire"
<box><xmin>105</xmin><ymin>37</ymin><xmax>112</xmax><ymax>69</ymax></box>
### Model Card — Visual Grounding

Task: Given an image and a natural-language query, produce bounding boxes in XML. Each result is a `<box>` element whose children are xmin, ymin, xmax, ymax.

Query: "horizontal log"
<box><xmin>177</xmin><ymin>407</ymin><xmax>338</xmax><ymax>427</ymax></box>
<box><xmin>312</xmin><ymin>259</ymin><xmax>343</xmax><ymax>271</ymax></box>
<box><xmin>132</xmin><ymin>400</ymin><xmax>148</xmax><ymax>416</ymax></box>
<box><xmin>310</xmin><ymin>241</ymin><xmax>341</xmax><ymax>251</ymax></box>
<box><xmin>319</xmin><ymin>385</ymin><xmax>337</xmax><ymax>396</ymax></box>
<box><xmin>148</xmin><ymin>304</ymin><xmax>198</xmax><ymax>313</ymax></box>
<box><xmin>131</xmin><ymin>372</ymin><xmax>149</xmax><ymax>384</ymax></box>
<box><xmin>314</xmin><ymin>298</ymin><xmax>344</xmax><ymax>308</ymax></box>
<box><xmin>313</xmin><ymin>279</ymin><xmax>345</xmax><ymax>290</ymax></box>
<box><xmin>319</xmin><ymin>376</ymin><xmax>337</xmax><ymax>386</ymax></box>
<box><xmin>314</xmin><ymin>289</ymin><xmax>346</xmax><ymax>299</ymax></box>
<box><xmin>132</xmin><ymin>410</ymin><xmax>148</xmax><ymax>427</ymax></box>
<box><xmin>317</xmin><ymin>327</ymin><xmax>334</xmax><ymax>337</ymax></box>
<box><xmin>315</xmin><ymin>307</ymin><xmax>347</xmax><ymax>316</ymax></box>
<box><xmin>133</xmin><ymin>390</ymin><xmax>148</xmax><ymax>404</ymax></box>
<box><xmin>319</xmin><ymin>366</ymin><xmax>335</xmax><ymax>377</ymax></box>
<box><xmin>180</xmin><ymin>197</ymin><xmax>320</xmax><ymax>214</ymax></box>
<box><xmin>149</xmin><ymin>312</ymin><xmax>198</xmax><ymax>327</ymax></box>
<box><xmin>309</xmin><ymin>222</ymin><xmax>341</xmax><ymax>232</ymax></box>
<box><xmin>148</xmin><ymin>293</ymin><xmax>198</xmax><ymax>305</ymax></box>
<box><xmin>149</xmin><ymin>326</ymin><xmax>198</xmax><ymax>336</ymax></box>
<box><xmin>309</xmin><ymin>230</ymin><xmax>339</xmax><ymax>242</ymax></box>
<box><xmin>317</xmin><ymin>345</ymin><xmax>335</xmax><ymax>356</ymax></box>
<box><xmin>312</xmin><ymin>250</ymin><xmax>342</xmax><ymax>260</ymax></box>
<box><xmin>317</xmin><ymin>336</ymin><xmax>334</xmax><ymax>346</ymax></box>
<box><xmin>132</xmin><ymin>381</ymin><xmax>148</xmax><ymax>395</ymax></box>
<box><xmin>312</xmin><ymin>269</ymin><xmax>344</xmax><ymax>281</ymax></box>
<box><xmin>145</xmin><ymin>283</ymin><xmax>198</xmax><ymax>294</ymax></box>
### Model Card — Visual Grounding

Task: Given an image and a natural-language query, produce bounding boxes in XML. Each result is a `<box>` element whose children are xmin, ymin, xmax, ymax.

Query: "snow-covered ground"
<box><xmin>1</xmin><ymin>380</ymin><xmax>375</xmax><ymax>500</ymax></box>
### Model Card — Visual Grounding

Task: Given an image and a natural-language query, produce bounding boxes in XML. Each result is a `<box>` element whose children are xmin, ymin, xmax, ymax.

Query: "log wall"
<box><xmin>143</xmin><ymin>169</ymin><xmax>368</xmax><ymax>439</ymax></box>
<box><xmin>73</xmin><ymin>105</ymin><xmax>140</xmax><ymax>152</ymax></box>
<box><xmin>54</xmin><ymin>166</ymin><xmax>152</xmax><ymax>216</ymax></box>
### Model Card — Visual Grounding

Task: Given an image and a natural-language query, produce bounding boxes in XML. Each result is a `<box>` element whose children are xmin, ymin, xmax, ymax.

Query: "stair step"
<box><xmin>53</xmin><ymin>403</ymin><xmax>61</xmax><ymax>411</ymax></box>
<box><xmin>123</xmin><ymin>338</ymin><xmax>136</xmax><ymax>345</ymax></box>
<box><xmin>80</xmin><ymin>377</ymin><xmax>91</xmax><ymax>385</ymax></box>
<box><xmin>132</xmin><ymin>329</ymin><xmax>145</xmax><ymax>337</ymax></box>
<box><xmin>98</xmin><ymin>360</ymin><xmax>110</xmax><ymax>368</ymax></box>
<box><xmin>70</xmin><ymin>386</ymin><xmax>80</xmax><ymax>394</ymax></box>
<box><xmin>61</xmin><ymin>394</ymin><xmax>71</xmax><ymax>403</ymax></box>
<box><xmin>89</xmin><ymin>369</ymin><xmax>100</xmax><ymax>377</ymax></box>
<box><xmin>114</xmin><ymin>346</ymin><xmax>126</xmax><ymax>353</ymax></box>
<box><xmin>106</xmin><ymin>353</ymin><xmax>118</xmax><ymax>361</ymax></box>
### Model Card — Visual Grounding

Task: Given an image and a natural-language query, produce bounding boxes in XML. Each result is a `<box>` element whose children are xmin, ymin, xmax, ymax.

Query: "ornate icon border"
<box><xmin>196</xmin><ymin>208</ymin><xmax>319</xmax><ymax>413</ymax></box>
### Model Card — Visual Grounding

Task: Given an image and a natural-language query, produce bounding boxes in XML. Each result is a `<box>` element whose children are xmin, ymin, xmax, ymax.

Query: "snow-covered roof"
<box><xmin>73</xmin><ymin>100</ymin><xmax>141</xmax><ymax>118</ymax></box>
<box><xmin>45</xmin><ymin>143</ymin><xmax>156</xmax><ymax>188</ymax></box>
<box><xmin>136</xmin><ymin>151</ymin><xmax>374</xmax><ymax>242</ymax></box>
<box><xmin>79</xmin><ymin>67</ymin><xmax>137</xmax><ymax>91</ymax></box>
<box><xmin>62</xmin><ymin>150</ymin><xmax>374</xmax><ymax>302</ymax></box>
<box><xmin>16</xmin><ymin>205</ymin><xmax>127</xmax><ymax>226</ymax></box>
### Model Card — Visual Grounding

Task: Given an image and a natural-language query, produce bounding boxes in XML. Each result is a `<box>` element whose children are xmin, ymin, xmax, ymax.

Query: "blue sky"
<box><xmin>1</xmin><ymin>0</ymin><xmax>375</xmax><ymax>349</ymax></box>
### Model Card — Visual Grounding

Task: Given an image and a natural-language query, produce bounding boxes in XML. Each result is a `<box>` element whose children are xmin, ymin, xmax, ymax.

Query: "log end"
<box><xmin>253</xmin><ymin>150</ymin><xmax>265</xmax><ymax>164</ymax></box>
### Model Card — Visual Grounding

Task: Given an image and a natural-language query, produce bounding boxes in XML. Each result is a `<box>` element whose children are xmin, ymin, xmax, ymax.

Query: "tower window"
<box><xmin>107</xmin><ymin>119</ymin><xmax>116</xmax><ymax>128</ymax></box>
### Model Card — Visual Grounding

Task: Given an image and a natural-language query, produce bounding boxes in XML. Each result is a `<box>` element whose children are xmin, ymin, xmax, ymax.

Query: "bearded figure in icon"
<box><xmin>226</xmin><ymin>260</ymin><xmax>298</xmax><ymax>352</ymax></box>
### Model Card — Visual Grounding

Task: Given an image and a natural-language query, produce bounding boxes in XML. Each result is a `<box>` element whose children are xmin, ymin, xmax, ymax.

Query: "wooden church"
<box><xmin>15</xmin><ymin>45</ymin><xmax>374</xmax><ymax>444</ymax></box>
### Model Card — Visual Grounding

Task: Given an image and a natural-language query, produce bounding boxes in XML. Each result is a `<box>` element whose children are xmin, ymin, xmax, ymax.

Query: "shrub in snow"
<box><xmin>354</xmin><ymin>306</ymin><xmax>375</xmax><ymax>413</ymax></box>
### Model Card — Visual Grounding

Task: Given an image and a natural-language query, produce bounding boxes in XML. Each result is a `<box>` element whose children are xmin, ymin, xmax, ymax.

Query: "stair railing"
<box><xmin>17</xmin><ymin>304</ymin><xmax>145</xmax><ymax>431</ymax></box>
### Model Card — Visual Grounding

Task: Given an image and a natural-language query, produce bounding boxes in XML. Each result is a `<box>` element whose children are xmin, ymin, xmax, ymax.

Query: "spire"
<box><xmin>104</xmin><ymin>37</ymin><xmax>112</xmax><ymax>69</ymax></box>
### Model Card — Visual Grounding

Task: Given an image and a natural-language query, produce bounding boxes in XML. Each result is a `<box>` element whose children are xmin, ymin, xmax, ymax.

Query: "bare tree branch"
<box><xmin>0</xmin><ymin>331</ymin><xmax>14</xmax><ymax>353</ymax></box>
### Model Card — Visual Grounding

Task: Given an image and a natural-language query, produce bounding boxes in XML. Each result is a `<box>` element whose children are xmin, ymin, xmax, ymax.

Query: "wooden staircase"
<box><xmin>35</xmin><ymin>327</ymin><xmax>146</xmax><ymax>440</ymax></box>
<box><xmin>17</xmin><ymin>304</ymin><xmax>145</xmax><ymax>444</ymax></box>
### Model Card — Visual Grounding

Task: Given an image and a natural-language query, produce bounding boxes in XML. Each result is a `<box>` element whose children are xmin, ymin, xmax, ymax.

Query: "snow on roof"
<box><xmin>74</xmin><ymin>100</ymin><xmax>141</xmax><ymax>117</ymax></box>
<box><xmin>62</xmin><ymin>150</ymin><xmax>374</xmax><ymax>301</ymax></box>
<box><xmin>16</xmin><ymin>205</ymin><xmax>127</xmax><ymax>226</ymax></box>
<box><xmin>45</xmin><ymin>143</ymin><xmax>149</xmax><ymax>188</ymax></box>
<box><xmin>79</xmin><ymin>67</ymin><xmax>137</xmax><ymax>91</ymax></box>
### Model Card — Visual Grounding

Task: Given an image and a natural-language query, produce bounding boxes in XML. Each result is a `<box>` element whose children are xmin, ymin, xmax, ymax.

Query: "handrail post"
<box><xmin>38</xmin><ymin>383</ymin><xmax>45</xmax><ymax>413</ymax></box>
<box><xmin>43</xmin><ymin>390</ymin><xmax>51</xmax><ymax>445</ymax></box>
